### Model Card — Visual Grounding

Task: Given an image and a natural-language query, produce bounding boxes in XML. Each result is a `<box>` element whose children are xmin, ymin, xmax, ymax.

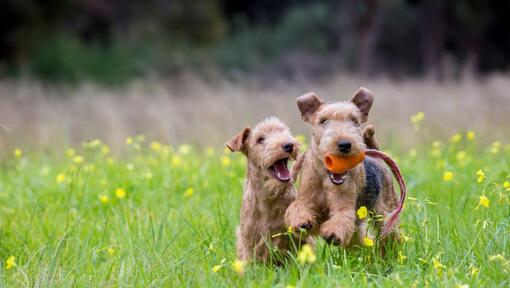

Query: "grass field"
<box><xmin>0</xmin><ymin>129</ymin><xmax>509</xmax><ymax>287</ymax></box>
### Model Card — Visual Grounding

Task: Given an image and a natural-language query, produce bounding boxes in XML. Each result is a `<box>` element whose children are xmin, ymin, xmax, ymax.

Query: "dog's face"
<box><xmin>226</xmin><ymin>117</ymin><xmax>299</xmax><ymax>182</ymax></box>
<box><xmin>297</xmin><ymin>88</ymin><xmax>373</xmax><ymax>184</ymax></box>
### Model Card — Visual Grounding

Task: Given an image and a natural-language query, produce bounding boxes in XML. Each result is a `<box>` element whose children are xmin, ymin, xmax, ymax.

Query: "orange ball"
<box><xmin>324</xmin><ymin>152</ymin><xmax>366</xmax><ymax>174</ymax></box>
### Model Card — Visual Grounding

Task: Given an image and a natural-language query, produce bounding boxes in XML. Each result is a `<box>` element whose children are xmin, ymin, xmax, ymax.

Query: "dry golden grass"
<box><xmin>1</xmin><ymin>74</ymin><xmax>509</xmax><ymax>150</ymax></box>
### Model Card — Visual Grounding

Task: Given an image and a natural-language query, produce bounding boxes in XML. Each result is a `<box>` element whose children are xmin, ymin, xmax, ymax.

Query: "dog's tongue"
<box><xmin>272</xmin><ymin>160</ymin><xmax>290</xmax><ymax>182</ymax></box>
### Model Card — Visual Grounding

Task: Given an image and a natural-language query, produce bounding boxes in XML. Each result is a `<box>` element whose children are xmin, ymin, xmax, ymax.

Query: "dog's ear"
<box><xmin>226</xmin><ymin>127</ymin><xmax>251</xmax><ymax>153</ymax></box>
<box><xmin>350</xmin><ymin>87</ymin><xmax>373</xmax><ymax>123</ymax></box>
<box><xmin>297</xmin><ymin>92</ymin><xmax>324</xmax><ymax>123</ymax></box>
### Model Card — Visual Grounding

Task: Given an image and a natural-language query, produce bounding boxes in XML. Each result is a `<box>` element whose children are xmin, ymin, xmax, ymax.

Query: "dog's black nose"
<box><xmin>282</xmin><ymin>143</ymin><xmax>294</xmax><ymax>153</ymax></box>
<box><xmin>337</xmin><ymin>141</ymin><xmax>352</xmax><ymax>153</ymax></box>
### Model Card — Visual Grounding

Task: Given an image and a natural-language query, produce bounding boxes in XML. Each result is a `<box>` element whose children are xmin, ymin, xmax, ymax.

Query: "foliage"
<box><xmin>1</xmin><ymin>125</ymin><xmax>509</xmax><ymax>286</ymax></box>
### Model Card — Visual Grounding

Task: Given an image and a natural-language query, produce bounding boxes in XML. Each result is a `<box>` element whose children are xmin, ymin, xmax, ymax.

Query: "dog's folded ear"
<box><xmin>226</xmin><ymin>127</ymin><xmax>251</xmax><ymax>153</ymax></box>
<box><xmin>350</xmin><ymin>87</ymin><xmax>373</xmax><ymax>123</ymax></box>
<box><xmin>297</xmin><ymin>92</ymin><xmax>324</xmax><ymax>123</ymax></box>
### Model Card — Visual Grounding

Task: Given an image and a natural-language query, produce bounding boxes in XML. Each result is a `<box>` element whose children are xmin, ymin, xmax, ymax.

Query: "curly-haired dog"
<box><xmin>227</xmin><ymin>117</ymin><xmax>300</xmax><ymax>262</ymax></box>
<box><xmin>285</xmin><ymin>87</ymin><xmax>398</xmax><ymax>247</ymax></box>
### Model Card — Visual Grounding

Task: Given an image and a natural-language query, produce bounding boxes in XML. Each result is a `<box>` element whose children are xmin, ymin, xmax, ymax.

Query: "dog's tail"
<box><xmin>364</xmin><ymin>149</ymin><xmax>407</xmax><ymax>238</ymax></box>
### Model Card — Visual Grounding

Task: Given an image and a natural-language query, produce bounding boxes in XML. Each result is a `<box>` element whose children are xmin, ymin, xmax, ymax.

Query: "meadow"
<box><xmin>0</xmin><ymin>125</ymin><xmax>509</xmax><ymax>287</ymax></box>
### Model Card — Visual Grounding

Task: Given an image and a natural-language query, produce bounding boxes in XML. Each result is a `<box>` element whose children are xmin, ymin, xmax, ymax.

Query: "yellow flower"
<box><xmin>456</xmin><ymin>151</ymin><xmax>467</xmax><ymax>162</ymax></box>
<box><xmin>432</xmin><ymin>257</ymin><xmax>445</xmax><ymax>272</ymax></box>
<box><xmin>184</xmin><ymin>187</ymin><xmax>194</xmax><ymax>197</ymax></box>
<box><xmin>5</xmin><ymin>256</ymin><xmax>16</xmax><ymax>270</ymax></box>
<box><xmin>297</xmin><ymin>244</ymin><xmax>316</xmax><ymax>264</ymax></box>
<box><xmin>126</xmin><ymin>137</ymin><xmax>133</xmax><ymax>145</ymax></box>
<box><xmin>296</xmin><ymin>134</ymin><xmax>306</xmax><ymax>145</ymax></box>
<box><xmin>56</xmin><ymin>173</ymin><xmax>66</xmax><ymax>183</ymax></box>
<box><xmin>410</xmin><ymin>112</ymin><xmax>425</xmax><ymax>130</ymax></box>
<box><xmin>490</xmin><ymin>141</ymin><xmax>501</xmax><ymax>154</ymax></box>
<box><xmin>101</xmin><ymin>145</ymin><xmax>110</xmax><ymax>155</ymax></box>
<box><xmin>66</xmin><ymin>148</ymin><xmax>76</xmax><ymax>157</ymax></box>
<box><xmin>357</xmin><ymin>206</ymin><xmax>368</xmax><ymax>220</ymax></box>
<box><xmin>212</xmin><ymin>265</ymin><xmax>222</xmax><ymax>273</ymax></box>
<box><xmin>363</xmin><ymin>237</ymin><xmax>374</xmax><ymax>247</ymax></box>
<box><xmin>443</xmin><ymin>171</ymin><xmax>454</xmax><ymax>182</ymax></box>
<box><xmin>450</xmin><ymin>133</ymin><xmax>462</xmax><ymax>143</ymax></box>
<box><xmin>73</xmin><ymin>156</ymin><xmax>84</xmax><ymax>164</ymax></box>
<box><xmin>287</xmin><ymin>226</ymin><xmax>294</xmax><ymax>234</ymax></box>
<box><xmin>115</xmin><ymin>188</ymin><xmax>126</xmax><ymax>199</ymax></box>
<box><xmin>466</xmin><ymin>130</ymin><xmax>476</xmax><ymax>141</ymax></box>
<box><xmin>107</xmin><ymin>247</ymin><xmax>115</xmax><ymax>255</ymax></box>
<box><xmin>221</xmin><ymin>156</ymin><xmax>231</xmax><ymax>167</ymax></box>
<box><xmin>469</xmin><ymin>265</ymin><xmax>479</xmax><ymax>277</ymax></box>
<box><xmin>476</xmin><ymin>169</ymin><xmax>486</xmax><ymax>183</ymax></box>
<box><xmin>150</xmin><ymin>141</ymin><xmax>162</xmax><ymax>151</ymax></box>
<box><xmin>398</xmin><ymin>251</ymin><xmax>407</xmax><ymax>264</ymax></box>
<box><xmin>477</xmin><ymin>195</ymin><xmax>489</xmax><ymax>208</ymax></box>
<box><xmin>178</xmin><ymin>144</ymin><xmax>191</xmax><ymax>155</ymax></box>
<box><xmin>171</xmin><ymin>156</ymin><xmax>182</xmax><ymax>167</ymax></box>
<box><xmin>503</xmin><ymin>181</ymin><xmax>510</xmax><ymax>189</ymax></box>
<box><xmin>99</xmin><ymin>195</ymin><xmax>110</xmax><ymax>204</ymax></box>
<box><xmin>14</xmin><ymin>148</ymin><xmax>22</xmax><ymax>157</ymax></box>
<box><xmin>408</xmin><ymin>149</ymin><xmax>417</xmax><ymax>158</ymax></box>
<box><xmin>232</xmin><ymin>259</ymin><xmax>246</xmax><ymax>275</ymax></box>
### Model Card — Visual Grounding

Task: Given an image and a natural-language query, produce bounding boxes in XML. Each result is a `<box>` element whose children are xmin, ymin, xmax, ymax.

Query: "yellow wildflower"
<box><xmin>150</xmin><ymin>141</ymin><xmax>162</xmax><ymax>151</ymax></box>
<box><xmin>287</xmin><ymin>226</ymin><xmax>294</xmax><ymax>234</ymax></box>
<box><xmin>443</xmin><ymin>171</ymin><xmax>454</xmax><ymax>182</ymax></box>
<box><xmin>101</xmin><ymin>145</ymin><xmax>110</xmax><ymax>155</ymax></box>
<box><xmin>126</xmin><ymin>137</ymin><xmax>133</xmax><ymax>145</ymax></box>
<box><xmin>171</xmin><ymin>156</ymin><xmax>182</xmax><ymax>167</ymax></box>
<box><xmin>232</xmin><ymin>259</ymin><xmax>247</xmax><ymax>275</ymax></box>
<box><xmin>432</xmin><ymin>257</ymin><xmax>445</xmax><ymax>274</ymax></box>
<box><xmin>66</xmin><ymin>148</ymin><xmax>76</xmax><ymax>157</ymax></box>
<box><xmin>477</xmin><ymin>195</ymin><xmax>490</xmax><ymax>208</ymax></box>
<box><xmin>107</xmin><ymin>247</ymin><xmax>115</xmax><ymax>255</ymax></box>
<box><xmin>469</xmin><ymin>265</ymin><xmax>479</xmax><ymax>277</ymax></box>
<box><xmin>99</xmin><ymin>195</ymin><xmax>110</xmax><ymax>204</ymax></box>
<box><xmin>221</xmin><ymin>156</ymin><xmax>231</xmax><ymax>167</ymax></box>
<box><xmin>56</xmin><ymin>173</ymin><xmax>66</xmax><ymax>183</ymax></box>
<box><xmin>14</xmin><ymin>148</ymin><xmax>22</xmax><ymax>157</ymax></box>
<box><xmin>357</xmin><ymin>206</ymin><xmax>368</xmax><ymax>220</ymax></box>
<box><xmin>5</xmin><ymin>256</ymin><xmax>16</xmax><ymax>270</ymax></box>
<box><xmin>178</xmin><ymin>144</ymin><xmax>191</xmax><ymax>155</ymax></box>
<box><xmin>297</xmin><ymin>244</ymin><xmax>316</xmax><ymax>264</ymax></box>
<box><xmin>503</xmin><ymin>181</ymin><xmax>510</xmax><ymax>189</ymax></box>
<box><xmin>466</xmin><ymin>130</ymin><xmax>476</xmax><ymax>141</ymax></box>
<box><xmin>408</xmin><ymin>149</ymin><xmax>417</xmax><ymax>158</ymax></box>
<box><xmin>115</xmin><ymin>188</ymin><xmax>126</xmax><ymax>199</ymax></box>
<box><xmin>363</xmin><ymin>237</ymin><xmax>374</xmax><ymax>247</ymax></box>
<box><xmin>490</xmin><ymin>141</ymin><xmax>501</xmax><ymax>154</ymax></box>
<box><xmin>456</xmin><ymin>151</ymin><xmax>467</xmax><ymax>162</ymax></box>
<box><xmin>476</xmin><ymin>169</ymin><xmax>486</xmax><ymax>183</ymax></box>
<box><xmin>410</xmin><ymin>112</ymin><xmax>425</xmax><ymax>130</ymax></box>
<box><xmin>73</xmin><ymin>155</ymin><xmax>84</xmax><ymax>164</ymax></box>
<box><xmin>212</xmin><ymin>265</ymin><xmax>222</xmax><ymax>273</ymax></box>
<box><xmin>398</xmin><ymin>251</ymin><xmax>407</xmax><ymax>264</ymax></box>
<box><xmin>184</xmin><ymin>187</ymin><xmax>194</xmax><ymax>197</ymax></box>
<box><xmin>450</xmin><ymin>133</ymin><xmax>462</xmax><ymax>143</ymax></box>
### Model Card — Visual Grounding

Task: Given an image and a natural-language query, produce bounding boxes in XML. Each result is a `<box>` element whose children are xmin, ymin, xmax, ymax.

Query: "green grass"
<box><xmin>0</xmin><ymin>134</ymin><xmax>509</xmax><ymax>287</ymax></box>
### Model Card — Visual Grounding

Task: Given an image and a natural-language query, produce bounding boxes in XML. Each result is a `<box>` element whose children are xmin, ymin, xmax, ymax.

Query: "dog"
<box><xmin>226</xmin><ymin>117</ymin><xmax>300</xmax><ymax>262</ymax></box>
<box><xmin>285</xmin><ymin>87</ymin><xmax>398</xmax><ymax>247</ymax></box>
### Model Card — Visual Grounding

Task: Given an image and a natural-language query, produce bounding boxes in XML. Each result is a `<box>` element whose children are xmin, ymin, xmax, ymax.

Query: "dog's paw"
<box><xmin>320</xmin><ymin>221</ymin><xmax>354</xmax><ymax>247</ymax></box>
<box><xmin>285</xmin><ymin>203</ymin><xmax>316</xmax><ymax>232</ymax></box>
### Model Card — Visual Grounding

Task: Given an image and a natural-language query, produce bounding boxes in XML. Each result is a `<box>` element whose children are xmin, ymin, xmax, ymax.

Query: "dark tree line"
<box><xmin>1</xmin><ymin>0</ymin><xmax>509</xmax><ymax>81</ymax></box>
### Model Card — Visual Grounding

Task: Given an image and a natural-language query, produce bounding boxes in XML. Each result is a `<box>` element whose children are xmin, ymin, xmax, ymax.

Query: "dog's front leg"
<box><xmin>320</xmin><ymin>192</ymin><xmax>357</xmax><ymax>247</ymax></box>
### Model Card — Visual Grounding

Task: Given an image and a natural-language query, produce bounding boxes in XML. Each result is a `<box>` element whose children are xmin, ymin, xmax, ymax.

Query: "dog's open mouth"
<box><xmin>328</xmin><ymin>171</ymin><xmax>347</xmax><ymax>185</ymax></box>
<box><xmin>269</xmin><ymin>158</ymin><xmax>290</xmax><ymax>182</ymax></box>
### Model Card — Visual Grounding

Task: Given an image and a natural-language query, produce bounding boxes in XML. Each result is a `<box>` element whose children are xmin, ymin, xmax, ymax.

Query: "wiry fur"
<box><xmin>227</xmin><ymin>117</ymin><xmax>300</xmax><ymax>262</ymax></box>
<box><xmin>285</xmin><ymin>88</ymin><xmax>399</xmax><ymax>247</ymax></box>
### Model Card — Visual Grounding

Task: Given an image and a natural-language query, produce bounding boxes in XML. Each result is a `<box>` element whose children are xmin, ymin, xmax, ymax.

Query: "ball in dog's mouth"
<box><xmin>269</xmin><ymin>158</ymin><xmax>290</xmax><ymax>182</ymax></box>
<box><xmin>328</xmin><ymin>171</ymin><xmax>347</xmax><ymax>185</ymax></box>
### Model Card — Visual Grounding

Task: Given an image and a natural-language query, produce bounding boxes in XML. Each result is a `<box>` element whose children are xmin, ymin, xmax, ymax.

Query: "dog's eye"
<box><xmin>256</xmin><ymin>136</ymin><xmax>265</xmax><ymax>144</ymax></box>
<box><xmin>319</xmin><ymin>118</ymin><xmax>328</xmax><ymax>125</ymax></box>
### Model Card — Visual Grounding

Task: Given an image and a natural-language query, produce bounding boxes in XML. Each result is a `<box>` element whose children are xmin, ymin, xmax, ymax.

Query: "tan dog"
<box><xmin>285</xmin><ymin>88</ymin><xmax>398</xmax><ymax>247</ymax></box>
<box><xmin>226</xmin><ymin>117</ymin><xmax>300</xmax><ymax>262</ymax></box>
